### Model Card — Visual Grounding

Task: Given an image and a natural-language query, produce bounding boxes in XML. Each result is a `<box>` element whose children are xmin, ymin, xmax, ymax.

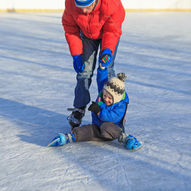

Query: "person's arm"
<box><xmin>101</xmin><ymin>0</ymin><xmax>125</xmax><ymax>53</ymax></box>
<box><xmin>96</xmin><ymin>65</ymin><xmax>108</xmax><ymax>93</ymax></box>
<box><xmin>62</xmin><ymin>0</ymin><xmax>83</xmax><ymax>56</ymax></box>
<box><xmin>98</xmin><ymin>102</ymin><xmax>126</xmax><ymax>123</ymax></box>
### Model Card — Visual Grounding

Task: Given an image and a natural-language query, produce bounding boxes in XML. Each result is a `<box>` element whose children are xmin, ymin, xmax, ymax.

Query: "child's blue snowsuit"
<box><xmin>91</xmin><ymin>67</ymin><xmax>129</xmax><ymax>129</ymax></box>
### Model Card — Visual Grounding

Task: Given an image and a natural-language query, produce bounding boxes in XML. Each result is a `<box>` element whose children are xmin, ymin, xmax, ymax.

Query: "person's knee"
<box><xmin>100</xmin><ymin>122</ymin><xmax>121</xmax><ymax>140</ymax></box>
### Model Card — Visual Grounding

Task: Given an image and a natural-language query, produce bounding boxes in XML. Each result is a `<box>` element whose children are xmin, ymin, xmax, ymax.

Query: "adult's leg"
<box><xmin>74</xmin><ymin>35</ymin><xmax>101</xmax><ymax>108</ymax></box>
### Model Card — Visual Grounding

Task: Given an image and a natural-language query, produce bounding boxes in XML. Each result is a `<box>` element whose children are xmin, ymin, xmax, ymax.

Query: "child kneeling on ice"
<box><xmin>48</xmin><ymin>67</ymin><xmax>141</xmax><ymax>151</ymax></box>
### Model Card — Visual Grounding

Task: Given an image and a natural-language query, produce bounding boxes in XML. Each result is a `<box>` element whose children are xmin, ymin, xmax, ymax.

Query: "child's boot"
<box><xmin>48</xmin><ymin>133</ymin><xmax>75</xmax><ymax>147</ymax></box>
<box><xmin>124</xmin><ymin>135</ymin><xmax>142</xmax><ymax>151</ymax></box>
<box><xmin>118</xmin><ymin>132</ymin><xmax>129</xmax><ymax>143</ymax></box>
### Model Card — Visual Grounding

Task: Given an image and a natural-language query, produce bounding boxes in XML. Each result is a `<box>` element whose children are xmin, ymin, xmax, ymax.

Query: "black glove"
<box><xmin>88</xmin><ymin>101</ymin><xmax>101</xmax><ymax>114</ymax></box>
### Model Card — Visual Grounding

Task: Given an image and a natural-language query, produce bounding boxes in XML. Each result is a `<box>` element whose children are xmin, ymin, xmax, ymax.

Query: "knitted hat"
<box><xmin>75</xmin><ymin>0</ymin><xmax>96</xmax><ymax>7</ymax></box>
<box><xmin>103</xmin><ymin>73</ymin><xmax>127</xmax><ymax>104</ymax></box>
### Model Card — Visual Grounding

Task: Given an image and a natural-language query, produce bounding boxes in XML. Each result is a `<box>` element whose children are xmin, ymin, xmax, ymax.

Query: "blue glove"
<box><xmin>99</xmin><ymin>48</ymin><xmax>112</xmax><ymax>67</ymax></box>
<box><xmin>73</xmin><ymin>54</ymin><xmax>85</xmax><ymax>73</ymax></box>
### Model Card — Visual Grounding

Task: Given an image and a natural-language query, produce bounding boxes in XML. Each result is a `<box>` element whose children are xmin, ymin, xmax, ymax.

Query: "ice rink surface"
<box><xmin>0</xmin><ymin>11</ymin><xmax>191</xmax><ymax>191</ymax></box>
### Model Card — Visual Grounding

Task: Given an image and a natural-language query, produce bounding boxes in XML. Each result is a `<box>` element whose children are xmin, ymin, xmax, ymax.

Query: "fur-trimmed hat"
<box><xmin>75</xmin><ymin>0</ymin><xmax>96</xmax><ymax>7</ymax></box>
<box><xmin>103</xmin><ymin>73</ymin><xmax>127</xmax><ymax>104</ymax></box>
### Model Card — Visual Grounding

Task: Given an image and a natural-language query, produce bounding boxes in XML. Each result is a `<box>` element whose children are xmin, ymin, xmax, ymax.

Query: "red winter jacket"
<box><xmin>62</xmin><ymin>0</ymin><xmax>125</xmax><ymax>56</ymax></box>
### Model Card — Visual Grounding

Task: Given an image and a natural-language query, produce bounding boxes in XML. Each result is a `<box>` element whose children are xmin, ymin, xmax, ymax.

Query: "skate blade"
<box><xmin>130</xmin><ymin>142</ymin><xmax>143</xmax><ymax>152</ymax></box>
<box><xmin>47</xmin><ymin>138</ymin><xmax>60</xmax><ymax>147</ymax></box>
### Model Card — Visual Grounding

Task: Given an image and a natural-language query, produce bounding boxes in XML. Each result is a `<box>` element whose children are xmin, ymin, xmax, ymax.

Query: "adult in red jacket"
<box><xmin>63</xmin><ymin>0</ymin><xmax>125</xmax><ymax>128</ymax></box>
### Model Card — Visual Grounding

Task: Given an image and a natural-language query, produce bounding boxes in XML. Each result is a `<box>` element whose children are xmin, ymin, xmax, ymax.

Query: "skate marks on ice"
<box><xmin>48</xmin><ymin>140</ymin><xmax>191</xmax><ymax>191</ymax></box>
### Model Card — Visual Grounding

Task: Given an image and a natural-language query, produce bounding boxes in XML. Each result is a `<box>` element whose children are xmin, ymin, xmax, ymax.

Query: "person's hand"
<box><xmin>88</xmin><ymin>101</ymin><xmax>101</xmax><ymax>114</ymax></box>
<box><xmin>99</xmin><ymin>48</ymin><xmax>112</xmax><ymax>67</ymax></box>
<box><xmin>73</xmin><ymin>54</ymin><xmax>85</xmax><ymax>73</ymax></box>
